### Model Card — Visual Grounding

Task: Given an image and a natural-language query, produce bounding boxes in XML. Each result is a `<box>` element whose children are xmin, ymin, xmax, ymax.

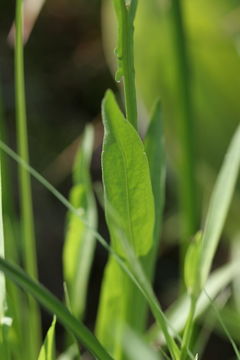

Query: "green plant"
<box><xmin>0</xmin><ymin>0</ymin><xmax>240</xmax><ymax>359</ymax></box>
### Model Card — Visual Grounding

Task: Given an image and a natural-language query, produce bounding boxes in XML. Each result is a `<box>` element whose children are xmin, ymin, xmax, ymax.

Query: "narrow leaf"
<box><xmin>102</xmin><ymin>90</ymin><xmax>155</xmax><ymax>257</ymax></box>
<box><xmin>63</xmin><ymin>125</ymin><xmax>97</xmax><ymax>318</ymax></box>
<box><xmin>0</xmin><ymin>257</ymin><xmax>113</xmax><ymax>360</ymax></box>
<box><xmin>200</xmin><ymin>124</ymin><xmax>240</xmax><ymax>287</ymax></box>
<box><xmin>143</xmin><ymin>100</ymin><xmax>166</xmax><ymax>276</ymax></box>
<box><xmin>38</xmin><ymin>317</ymin><xmax>56</xmax><ymax>360</ymax></box>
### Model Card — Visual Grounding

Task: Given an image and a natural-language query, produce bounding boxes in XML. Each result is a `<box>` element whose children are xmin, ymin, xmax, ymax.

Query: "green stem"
<box><xmin>170</xmin><ymin>0</ymin><xmax>198</xmax><ymax>250</ymax></box>
<box><xmin>15</xmin><ymin>0</ymin><xmax>41</xmax><ymax>357</ymax></box>
<box><xmin>115</xmin><ymin>0</ymin><xmax>138</xmax><ymax>129</ymax></box>
<box><xmin>180</xmin><ymin>296</ymin><xmax>196</xmax><ymax>360</ymax></box>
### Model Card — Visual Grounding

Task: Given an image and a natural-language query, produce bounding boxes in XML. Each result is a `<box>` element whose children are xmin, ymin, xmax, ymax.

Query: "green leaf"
<box><xmin>184</xmin><ymin>232</ymin><xmax>202</xmax><ymax>297</ymax></box>
<box><xmin>200</xmin><ymin>124</ymin><xmax>240</xmax><ymax>287</ymax></box>
<box><xmin>63</xmin><ymin>125</ymin><xmax>97</xmax><ymax>318</ymax></box>
<box><xmin>143</xmin><ymin>100</ymin><xmax>166</xmax><ymax>276</ymax></box>
<box><xmin>38</xmin><ymin>317</ymin><xmax>56</xmax><ymax>360</ymax></box>
<box><xmin>0</xmin><ymin>257</ymin><xmax>113</xmax><ymax>360</ymax></box>
<box><xmin>102</xmin><ymin>90</ymin><xmax>155</xmax><ymax>257</ymax></box>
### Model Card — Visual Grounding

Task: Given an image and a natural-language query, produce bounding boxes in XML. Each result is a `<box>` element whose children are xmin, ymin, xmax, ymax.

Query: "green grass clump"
<box><xmin>0</xmin><ymin>0</ymin><xmax>239</xmax><ymax>359</ymax></box>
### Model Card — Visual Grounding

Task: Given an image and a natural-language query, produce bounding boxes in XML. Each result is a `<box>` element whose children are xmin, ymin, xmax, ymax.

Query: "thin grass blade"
<box><xmin>0</xmin><ymin>257</ymin><xmax>113</xmax><ymax>360</ymax></box>
<box><xmin>200</xmin><ymin>124</ymin><xmax>240</xmax><ymax>287</ymax></box>
<box><xmin>38</xmin><ymin>317</ymin><xmax>56</xmax><ymax>360</ymax></box>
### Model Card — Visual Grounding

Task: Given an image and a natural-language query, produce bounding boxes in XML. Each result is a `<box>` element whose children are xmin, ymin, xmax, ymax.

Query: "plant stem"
<box><xmin>15</xmin><ymin>0</ymin><xmax>41</xmax><ymax>357</ymax></box>
<box><xmin>180</xmin><ymin>296</ymin><xmax>196</xmax><ymax>360</ymax></box>
<box><xmin>115</xmin><ymin>0</ymin><xmax>138</xmax><ymax>129</ymax></box>
<box><xmin>170</xmin><ymin>0</ymin><xmax>198</xmax><ymax>254</ymax></box>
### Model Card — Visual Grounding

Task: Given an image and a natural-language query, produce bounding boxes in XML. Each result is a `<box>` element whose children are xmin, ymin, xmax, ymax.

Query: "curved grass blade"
<box><xmin>63</xmin><ymin>125</ymin><xmax>97</xmax><ymax>318</ymax></box>
<box><xmin>38</xmin><ymin>317</ymin><xmax>56</xmax><ymax>360</ymax></box>
<box><xmin>0</xmin><ymin>257</ymin><xmax>113</xmax><ymax>360</ymax></box>
<box><xmin>200</xmin><ymin>124</ymin><xmax>240</xmax><ymax>288</ymax></box>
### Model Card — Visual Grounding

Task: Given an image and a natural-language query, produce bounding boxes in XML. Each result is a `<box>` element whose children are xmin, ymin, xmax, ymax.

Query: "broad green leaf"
<box><xmin>63</xmin><ymin>125</ymin><xmax>97</xmax><ymax>318</ymax></box>
<box><xmin>38</xmin><ymin>317</ymin><xmax>56</xmax><ymax>360</ymax></box>
<box><xmin>184</xmin><ymin>232</ymin><xmax>202</xmax><ymax>297</ymax></box>
<box><xmin>0</xmin><ymin>257</ymin><xmax>113</xmax><ymax>360</ymax></box>
<box><xmin>124</xmin><ymin>101</ymin><xmax>166</xmax><ymax>334</ymax></box>
<box><xmin>200</xmin><ymin>124</ymin><xmax>240</xmax><ymax>287</ymax></box>
<box><xmin>102</xmin><ymin>90</ymin><xmax>155</xmax><ymax>257</ymax></box>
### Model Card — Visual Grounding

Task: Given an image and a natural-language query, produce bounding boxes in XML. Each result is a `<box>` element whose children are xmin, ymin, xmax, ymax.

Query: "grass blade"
<box><xmin>0</xmin><ymin>257</ymin><xmax>113</xmax><ymax>360</ymax></box>
<box><xmin>38</xmin><ymin>317</ymin><xmax>56</xmax><ymax>360</ymax></box>
<box><xmin>63</xmin><ymin>125</ymin><xmax>97</xmax><ymax>318</ymax></box>
<box><xmin>15</xmin><ymin>0</ymin><xmax>41</xmax><ymax>357</ymax></box>
<box><xmin>143</xmin><ymin>100</ymin><xmax>166</xmax><ymax>280</ymax></box>
<box><xmin>169</xmin><ymin>0</ymin><xmax>198</xmax><ymax>254</ymax></box>
<box><xmin>200</xmin><ymin>124</ymin><xmax>240</xmax><ymax>287</ymax></box>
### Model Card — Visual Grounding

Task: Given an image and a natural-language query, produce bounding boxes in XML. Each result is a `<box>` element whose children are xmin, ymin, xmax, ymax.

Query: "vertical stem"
<box><xmin>180</xmin><ymin>296</ymin><xmax>196</xmax><ymax>360</ymax></box>
<box><xmin>15</xmin><ymin>0</ymin><xmax>41</xmax><ymax>357</ymax></box>
<box><xmin>170</xmin><ymin>0</ymin><xmax>198</xmax><ymax>259</ymax></box>
<box><xmin>116</xmin><ymin>0</ymin><xmax>138</xmax><ymax>129</ymax></box>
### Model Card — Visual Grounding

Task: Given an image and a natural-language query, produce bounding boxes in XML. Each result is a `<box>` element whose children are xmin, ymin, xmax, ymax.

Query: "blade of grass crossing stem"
<box><xmin>38</xmin><ymin>317</ymin><xmax>56</xmax><ymax>360</ymax></box>
<box><xmin>96</xmin><ymin>90</ymin><xmax>155</xmax><ymax>358</ymax></box>
<box><xmin>114</xmin><ymin>0</ymin><xmax>138</xmax><ymax>129</ymax></box>
<box><xmin>0</xmin><ymin>140</ymin><xmax>181</xmax><ymax>359</ymax></box>
<box><xmin>169</xmin><ymin>0</ymin><xmax>198</xmax><ymax>265</ymax></box>
<box><xmin>63</xmin><ymin>125</ymin><xmax>97</xmax><ymax>319</ymax></box>
<box><xmin>200</xmin><ymin>124</ymin><xmax>240</xmax><ymax>288</ymax></box>
<box><xmin>15</xmin><ymin>0</ymin><xmax>41</xmax><ymax>357</ymax></box>
<box><xmin>0</xmin><ymin>257</ymin><xmax>113</xmax><ymax>360</ymax></box>
<box><xmin>148</xmin><ymin>261</ymin><xmax>240</xmax><ymax>344</ymax></box>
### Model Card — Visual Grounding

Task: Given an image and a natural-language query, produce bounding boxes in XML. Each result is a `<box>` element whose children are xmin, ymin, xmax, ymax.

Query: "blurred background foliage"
<box><xmin>0</xmin><ymin>0</ymin><xmax>240</xmax><ymax>358</ymax></box>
